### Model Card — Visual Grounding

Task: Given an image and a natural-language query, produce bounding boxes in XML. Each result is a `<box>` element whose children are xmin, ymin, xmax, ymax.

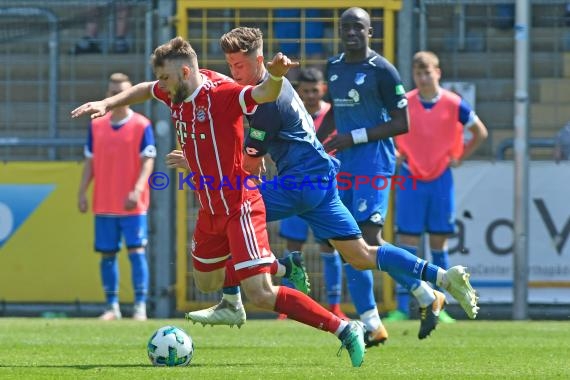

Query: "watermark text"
<box><xmin>147</xmin><ymin>171</ymin><xmax>419</xmax><ymax>191</ymax></box>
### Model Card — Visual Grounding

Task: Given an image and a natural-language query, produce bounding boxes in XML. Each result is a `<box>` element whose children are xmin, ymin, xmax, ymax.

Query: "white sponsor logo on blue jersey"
<box><xmin>348</xmin><ymin>89</ymin><xmax>360</xmax><ymax>103</ymax></box>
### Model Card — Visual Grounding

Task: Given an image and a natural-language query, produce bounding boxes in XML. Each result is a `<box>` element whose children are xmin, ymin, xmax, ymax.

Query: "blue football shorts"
<box><xmin>337</xmin><ymin>173</ymin><xmax>391</xmax><ymax>226</ymax></box>
<box><xmin>395</xmin><ymin>165</ymin><xmax>456</xmax><ymax>235</ymax></box>
<box><xmin>94</xmin><ymin>214</ymin><xmax>148</xmax><ymax>253</ymax></box>
<box><xmin>279</xmin><ymin>215</ymin><xmax>310</xmax><ymax>242</ymax></box>
<box><xmin>260</xmin><ymin>175</ymin><xmax>362</xmax><ymax>242</ymax></box>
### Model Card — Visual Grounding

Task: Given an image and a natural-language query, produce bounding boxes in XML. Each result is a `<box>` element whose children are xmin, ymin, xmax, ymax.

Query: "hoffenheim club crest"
<box><xmin>354</xmin><ymin>73</ymin><xmax>366</xmax><ymax>85</ymax></box>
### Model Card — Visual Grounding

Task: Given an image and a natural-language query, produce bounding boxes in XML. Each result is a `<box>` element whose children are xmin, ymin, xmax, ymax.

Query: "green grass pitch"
<box><xmin>0</xmin><ymin>318</ymin><xmax>568</xmax><ymax>379</ymax></box>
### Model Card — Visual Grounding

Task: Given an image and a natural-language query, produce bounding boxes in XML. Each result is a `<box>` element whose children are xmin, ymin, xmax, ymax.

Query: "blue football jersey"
<box><xmin>244</xmin><ymin>76</ymin><xmax>339</xmax><ymax>182</ymax></box>
<box><xmin>326</xmin><ymin>51</ymin><xmax>407</xmax><ymax>176</ymax></box>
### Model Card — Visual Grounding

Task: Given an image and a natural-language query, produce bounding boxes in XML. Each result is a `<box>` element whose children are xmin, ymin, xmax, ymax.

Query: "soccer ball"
<box><xmin>147</xmin><ymin>325</ymin><xmax>194</xmax><ymax>367</ymax></box>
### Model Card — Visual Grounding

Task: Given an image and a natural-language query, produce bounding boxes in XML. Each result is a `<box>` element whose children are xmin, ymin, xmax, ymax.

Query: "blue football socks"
<box><xmin>321</xmin><ymin>251</ymin><xmax>342</xmax><ymax>305</ymax></box>
<box><xmin>222</xmin><ymin>286</ymin><xmax>243</xmax><ymax>306</ymax></box>
<box><xmin>376</xmin><ymin>242</ymin><xmax>442</xmax><ymax>284</ymax></box>
<box><xmin>100</xmin><ymin>255</ymin><xmax>119</xmax><ymax>305</ymax></box>
<box><xmin>376</xmin><ymin>243</ymin><xmax>426</xmax><ymax>278</ymax></box>
<box><xmin>431</xmin><ymin>249</ymin><xmax>450</xmax><ymax>291</ymax></box>
<box><xmin>344</xmin><ymin>264</ymin><xmax>376</xmax><ymax>316</ymax></box>
<box><xmin>223</xmin><ymin>286</ymin><xmax>240</xmax><ymax>295</ymax></box>
<box><xmin>392</xmin><ymin>245</ymin><xmax>419</xmax><ymax>315</ymax></box>
<box><xmin>129</xmin><ymin>251</ymin><xmax>149</xmax><ymax>304</ymax></box>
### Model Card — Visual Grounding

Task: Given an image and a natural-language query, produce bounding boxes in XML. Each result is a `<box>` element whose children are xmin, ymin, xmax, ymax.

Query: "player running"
<box><xmin>176</xmin><ymin>25</ymin><xmax>479</xmax><ymax>343</ymax></box>
<box><xmin>72</xmin><ymin>36</ymin><xmax>367</xmax><ymax>368</ymax></box>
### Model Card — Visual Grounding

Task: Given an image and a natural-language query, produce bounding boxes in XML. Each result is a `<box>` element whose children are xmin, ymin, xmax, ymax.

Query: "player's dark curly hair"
<box><xmin>151</xmin><ymin>36</ymin><xmax>198</xmax><ymax>68</ymax></box>
<box><xmin>219</xmin><ymin>27</ymin><xmax>263</xmax><ymax>56</ymax></box>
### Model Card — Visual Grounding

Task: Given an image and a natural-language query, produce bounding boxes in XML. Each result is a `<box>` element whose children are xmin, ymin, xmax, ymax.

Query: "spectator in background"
<box><xmin>394</xmin><ymin>51</ymin><xmax>488</xmax><ymax>322</ymax></box>
<box><xmin>554</xmin><ymin>122</ymin><xmax>570</xmax><ymax>163</ymax></box>
<box><xmin>278</xmin><ymin>67</ymin><xmax>347</xmax><ymax>320</ymax></box>
<box><xmin>77</xmin><ymin>73</ymin><xmax>155</xmax><ymax>320</ymax></box>
<box><xmin>73</xmin><ymin>2</ymin><xmax>130</xmax><ymax>54</ymax></box>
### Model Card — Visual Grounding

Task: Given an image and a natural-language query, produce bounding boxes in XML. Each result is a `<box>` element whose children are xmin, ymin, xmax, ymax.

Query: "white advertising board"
<box><xmin>447</xmin><ymin>161</ymin><xmax>570</xmax><ymax>303</ymax></box>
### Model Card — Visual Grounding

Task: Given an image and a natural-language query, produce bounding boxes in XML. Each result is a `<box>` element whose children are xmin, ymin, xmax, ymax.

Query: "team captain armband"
<box><xmin>351</xmin><ymin>128</ymin><xmax>369</xmax><ymax>144</ymax></box>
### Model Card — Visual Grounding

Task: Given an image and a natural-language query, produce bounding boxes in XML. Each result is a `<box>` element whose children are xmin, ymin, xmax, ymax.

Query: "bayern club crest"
<box><xmin>196</xmin><ymin>106</ymin><xmax>207</xmax><ymax>122</ymax></box>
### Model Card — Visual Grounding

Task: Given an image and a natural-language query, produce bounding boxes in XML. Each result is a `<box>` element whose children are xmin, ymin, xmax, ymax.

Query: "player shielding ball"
<box><xmin>72</xmin><ymin>36</ymin><xmax>367</xmax><ymax>368</ymax></box>
<box><xmin>176</xmin><ymin>22</ymin><xmax>479</xmax><ymax>344</ymax></box>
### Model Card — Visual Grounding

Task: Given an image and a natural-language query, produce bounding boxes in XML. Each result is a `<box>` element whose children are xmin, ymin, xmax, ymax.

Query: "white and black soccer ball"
<box><xmin>147</xmin><ymin>325</ymin><xmax>194</xmax><ymax>367</ymax></box>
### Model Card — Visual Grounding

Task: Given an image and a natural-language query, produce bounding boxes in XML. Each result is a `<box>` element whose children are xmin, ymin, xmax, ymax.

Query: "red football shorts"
<box><xmin>190</xmin><ymin>190</ymin><xmax>275</xmax><ymax>281</ymax></box>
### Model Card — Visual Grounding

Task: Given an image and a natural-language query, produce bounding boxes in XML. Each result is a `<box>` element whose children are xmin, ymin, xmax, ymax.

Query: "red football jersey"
<box><xmin>152</xmin><ymin>69</ymin><xmax>258</xmax><ymax>215</ymax></box>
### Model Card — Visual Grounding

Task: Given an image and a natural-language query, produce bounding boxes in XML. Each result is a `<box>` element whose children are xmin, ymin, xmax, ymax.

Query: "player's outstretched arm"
<box><xmin>71</xmin><ymin>82</ymin><xmax>154</xmax><ymax>120</ymax></box>
<box><xmin>252</xmin><ymin>53</ymin><xmax>299</xmax><ymax>104</ymax></box>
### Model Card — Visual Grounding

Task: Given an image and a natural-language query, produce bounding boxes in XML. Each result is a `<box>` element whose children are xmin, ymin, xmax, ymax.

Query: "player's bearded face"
<box><xmin>172</xmin><ymin>75</ymin><xmax>191</xmax><ymax>103</ymax></box>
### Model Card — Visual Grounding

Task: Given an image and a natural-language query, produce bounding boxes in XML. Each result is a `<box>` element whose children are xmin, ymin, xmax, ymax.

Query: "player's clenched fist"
<box><xmin>267</xmin><ymin>52</ymin><xmax>299</xmax><ymax>78</ymax></box>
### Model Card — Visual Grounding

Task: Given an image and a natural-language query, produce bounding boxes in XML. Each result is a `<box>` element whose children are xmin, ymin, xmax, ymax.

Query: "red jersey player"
<box><xmin>71</xmin><ymin>36</ymin><xmax>366</xmax><ymax>367</ymax></box>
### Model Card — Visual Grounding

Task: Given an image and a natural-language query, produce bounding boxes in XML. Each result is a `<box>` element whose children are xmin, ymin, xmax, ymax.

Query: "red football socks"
<box><xmin>274</xmin><ymin>286</ymin><xmax>341</xmax><ymax>333</ymax></box>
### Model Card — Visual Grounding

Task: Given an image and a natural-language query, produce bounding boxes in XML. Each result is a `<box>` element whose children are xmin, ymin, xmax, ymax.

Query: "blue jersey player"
<box><xmin>178</xmin><ymin>25</ymin><xmax>480</xmax><ymax>342</ymax></box>
<box><xmin>319</xmin><ymin>7</ymin><xmax>454</xmax><ymax>339</ymax></box>
<box><xmin>278</xmin><ymin>67</ymin><xmax>347</xmax><ymax>320</ymax></box>
<box><xmin>318</xmin><ymin>8</ymin><xmax>410</xmax><ymax>339</ymax></box>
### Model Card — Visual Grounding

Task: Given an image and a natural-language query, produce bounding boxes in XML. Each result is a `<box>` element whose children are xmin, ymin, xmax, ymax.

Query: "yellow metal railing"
<box><xmin>175</xmin><ymin>2</ymin><xmax>401</xmax><ymax>69</ymax></box>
